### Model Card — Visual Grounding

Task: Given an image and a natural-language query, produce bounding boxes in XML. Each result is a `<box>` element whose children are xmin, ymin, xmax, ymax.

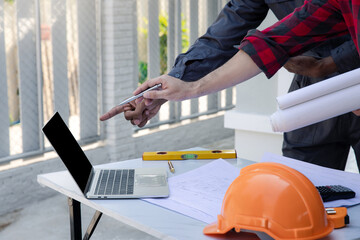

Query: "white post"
<box><xmin>101</xmin><ymin>0</ymin><xmax>137</xmax><ymax>161</ymax></box>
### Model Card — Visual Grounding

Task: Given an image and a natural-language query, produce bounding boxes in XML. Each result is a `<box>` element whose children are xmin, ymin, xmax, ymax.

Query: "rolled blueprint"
<box><xmin>271</xmin><ymin>83</ymin><xmax>360</xmax><ymax>132</ymax></box>
<box><xmin>277</xmin><ymin>68</ymin><xmax>360</xmax><ymax>110</ymax></box>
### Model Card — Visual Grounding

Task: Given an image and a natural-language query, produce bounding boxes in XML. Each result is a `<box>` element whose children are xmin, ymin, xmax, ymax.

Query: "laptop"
<box><xmin>42</xmin><ymin>112</ymin><xmax>169</xmax><ymax>199</ymax></box>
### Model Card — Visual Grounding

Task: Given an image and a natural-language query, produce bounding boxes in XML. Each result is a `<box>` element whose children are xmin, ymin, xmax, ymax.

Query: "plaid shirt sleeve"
<box><xmin>239</xmin><ymin>0</ymin><xmax>349</xmax><ymax>78</ymax></box>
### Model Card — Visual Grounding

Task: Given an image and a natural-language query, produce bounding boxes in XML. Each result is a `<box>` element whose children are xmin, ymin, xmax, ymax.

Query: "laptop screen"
<box><xmin>42</xmin><ymin>112</ymin><xmax>93</xmax><ymax>193</ymax></box>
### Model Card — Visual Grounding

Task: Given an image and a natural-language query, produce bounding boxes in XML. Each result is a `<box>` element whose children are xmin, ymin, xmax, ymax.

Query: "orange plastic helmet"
<box><xmin>203</xmin><ymin>162</ymin><xmax>334</xmax><ymax>239</ymax></box>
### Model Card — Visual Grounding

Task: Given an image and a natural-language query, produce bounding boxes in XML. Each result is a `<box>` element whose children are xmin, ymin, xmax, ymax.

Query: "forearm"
<box><xmin>192</xmin><ymin>50</ymin><xmax>261</xmax><ymax>97</ymax></box>
<box><xmin>240</xmin><ymin>0</ymin><xmax>348</xmax><ymax>78</ymax></box>
<box><xmin>137</xmin><ymin>50</ymin><xmax>261</xmax><ymax>102</ymax></box>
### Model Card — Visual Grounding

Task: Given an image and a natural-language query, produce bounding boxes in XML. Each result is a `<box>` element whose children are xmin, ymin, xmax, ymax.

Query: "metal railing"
<box><xmin>0</xmin><ymin>0</ymin><xmax>234</xmax><ymax>164</ymax></box>
<box><xmin>0</xmin><ymin>0</ymin><xmax>101</xmax><ymax>164</ymax></box>
<box><xmin>136</xmin><ymin>0</ymin><xmax>234</xmax><ymax>130</ymax></box>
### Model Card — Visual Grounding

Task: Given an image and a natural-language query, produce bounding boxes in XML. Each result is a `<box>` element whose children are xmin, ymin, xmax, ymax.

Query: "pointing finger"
<box><xmin>100</xmin><ymin>105</ymin><xmax>126</xmax><ymax>121</ymax></box>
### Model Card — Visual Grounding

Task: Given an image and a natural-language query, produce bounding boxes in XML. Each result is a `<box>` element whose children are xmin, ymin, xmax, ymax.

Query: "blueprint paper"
<box><xmin>260</xmin><ymin>152</ymin><xmax>360</xmax><ymax>208</ymax></box>
<box><xmin>143</xmin><ymin>159</ymin><xmax>240</xmax><ymax>224</ymax></box>
<box><xmin>270</xmin><ymin>83</ymin><xmax>360</xmax><ymax>132</ymax></box>
<box><xmin>143</xmin><ymin>156</ymin><xmax>359</xmax><ymax>225</ymax></box>
<box><xmin>277</xmin><ymin>68</ymin><xmax>360</xmax><ymax>110</ymax></box>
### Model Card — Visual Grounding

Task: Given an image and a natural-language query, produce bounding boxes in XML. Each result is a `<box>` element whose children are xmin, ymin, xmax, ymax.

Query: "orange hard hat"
<box><xmin>203</xmin><ymin>162</ymin><xmax>334</xmax><ymax>239</ymax></box>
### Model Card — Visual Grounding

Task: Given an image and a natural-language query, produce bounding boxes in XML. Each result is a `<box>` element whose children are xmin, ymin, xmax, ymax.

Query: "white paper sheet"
<box><xmin>142</xmin><ymin>156</ymin><xmax>360</xmax><ymax>225</ymax></box>
<box><xmin>260</xmin><ymin>152</ymin><xmax>360</xmax><ymax>208</ymax></box>
<box><xmin>270</xmin><ymin>83</ymin><xmax>360</xmax><ymax>132</ymax></box>
<box><xmin>277</xmin><ymin>67</ymin><xmax>360</xmax><ymax>110</ymax></box>
<box><xmin>143</xmin><ymin>159</ymin><xmax>240</xmax><ymax>224</ymax></box>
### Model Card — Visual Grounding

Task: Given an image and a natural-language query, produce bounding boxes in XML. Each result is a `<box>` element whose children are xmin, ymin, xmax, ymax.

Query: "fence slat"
<box><xmin>148</xmin><ymin>0</ymin><xmax>160</xmax><ymax>79</ymax></box>
<box><xmin>52</xmin><ymin>0</ymin><xmax>69</xmax><ymax>123</ymax></box>
<box><xmin>17</xmin><ymin>0</ymin><xmax>40</xmax><ymax>152</ymax></box>
<box><xmin>173</xmin><ymin>0</ymin><xmax>181</xmax><ymax>121</ymax></box>
<box><xmin>174</xmin><ymin>0</ymin><xmax>181</xmax><ymax>57</ymax></box>
<box><xmin>168</xmin><ymin>0</ymin><xmax>177</xmax><ymax>122</ymax></box>
<box><xmin>167</xmin><ymin>0</ymin><xmax>175</xmax><ymax>70</ymax></box>
<box><xmin>206</xmin><ymin>0</ymin><xmax>220</xmax><ymax>112</ymax></box>
<box><xmin>0</xmin><ymin>0</ymin><xmax>10</xmax><ymax>158</ymax></box>
<box><xmin>189</xmin><ymin>0</ymin><xmax>199</xmax><ymax>115</ymax></box>
<box><xmin>226</xmin><ymin>88</ymin><xmax>233</xmax><ymax>108</ymax></box>
<box><xmin>78</xmin><ymin>0</ymin><xmax>98</xmax><ymax>140</ymax></box>
<box><xmin>148</xmin><ymin>0</ymin><xmax>160</xmax><ymax>123</ymax></box>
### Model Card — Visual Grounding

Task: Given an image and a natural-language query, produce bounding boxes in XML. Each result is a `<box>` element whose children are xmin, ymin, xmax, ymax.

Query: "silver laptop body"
<box><xmin>86</xmin><ymin>167</ymin><xmax>169</xmax><ymax>199</ymax></box>
<box><xmin>42</xmin><ymin>112</ymin><xmax>169</xmax><ymax>199</ymax></box>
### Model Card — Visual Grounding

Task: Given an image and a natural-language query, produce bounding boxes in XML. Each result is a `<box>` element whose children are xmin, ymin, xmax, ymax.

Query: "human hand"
<box><xmin>99</xmin><ymin>98</ymin><xmax>166</xmax><ymax>127</ymax></box>
<box><xmin>353</xmin><ymin>109</ymin><xmax>360</xmax><ymax>116</ymax></box>
<box><xmin>99</xmin><ymin>104</ymin><xmax>132</xmax><ymax>121</ymax></box>
<box><xmin>284</xmin><ymin>55</ymin><xmax>338</xmax><ymax>78</ymax></box>
<box><xmin>133</xmin><ymin>74</ymin><xmax>197</xmax><ymax>105</ymax></box>
<box><xmin>124</xmin><ymin>99</ymin><xmax>167</xmax><ymax>127</ymax></box>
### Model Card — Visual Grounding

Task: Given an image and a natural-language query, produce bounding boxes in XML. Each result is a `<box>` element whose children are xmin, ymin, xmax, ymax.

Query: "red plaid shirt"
<box><xmin>240</xmin><ymin>0</ymin><xmax>360</xmax><ymax>78</ymax></box>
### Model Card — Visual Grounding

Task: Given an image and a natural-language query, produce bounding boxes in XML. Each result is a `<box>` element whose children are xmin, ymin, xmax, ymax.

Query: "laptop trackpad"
<box><xmin>136</xmin><ymin>174</ymin><xmax>167</xmax><ymax>187</ymax></box>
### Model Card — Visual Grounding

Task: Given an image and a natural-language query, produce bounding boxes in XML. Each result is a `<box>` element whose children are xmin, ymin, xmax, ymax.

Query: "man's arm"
<box><xmin>135</xmin><ymin>50</ymin><xmax>261</xmax><ymax>102</ymax></box>
<box><xmin>240</xmin><ymin>0</ymin><xmax>349</xmax><ymax>78</ymax></box>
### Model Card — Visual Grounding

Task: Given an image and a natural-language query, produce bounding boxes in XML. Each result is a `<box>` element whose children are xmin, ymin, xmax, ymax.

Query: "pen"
<box><xmin>118</xmin><ymin>83</ymin><xmax>162</xmax><ymax>106</ymax></box>
<box><xmin>168</xmin><ymin>160</ymin><xmax>175</xmax><ymax>173</ymax></box>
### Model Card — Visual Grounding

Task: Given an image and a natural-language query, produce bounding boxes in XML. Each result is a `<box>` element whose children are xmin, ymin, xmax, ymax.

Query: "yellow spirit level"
<box><xmin>142</xmin><ymin>149</ymin><xmax>237</xmax><ymax>161</ymax></box>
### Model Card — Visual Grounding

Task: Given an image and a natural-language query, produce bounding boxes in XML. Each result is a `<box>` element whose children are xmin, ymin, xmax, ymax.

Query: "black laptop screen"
<box><xmin>42</xmin><ymin>112</ymin><xmax>93</xmax><ymax>192</ymax></box>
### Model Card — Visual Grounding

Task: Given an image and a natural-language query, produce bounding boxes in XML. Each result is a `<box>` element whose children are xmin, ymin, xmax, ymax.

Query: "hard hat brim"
<box><xmin>204</xmin><ymin>221</ymin><xmax>334</xmax><ymax>239</ymax></box>
<box><xmin>203</xmin><ymin>221</ymin><xmax>229</xmax><ymax>234</ymax></box>
<box><xmin>203</xmin><ymin>222</ymin><xmax>233</xmax><ymax>235</ymax></box>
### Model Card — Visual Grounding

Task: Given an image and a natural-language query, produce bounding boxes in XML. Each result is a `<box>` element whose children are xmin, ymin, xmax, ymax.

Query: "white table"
<box><xmin>37</xmin><ymin>157</ymin><xmax>360</xmax><ymax>240</ymax></box>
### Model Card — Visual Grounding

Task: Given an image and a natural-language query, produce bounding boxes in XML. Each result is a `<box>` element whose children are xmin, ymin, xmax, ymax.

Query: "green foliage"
<box><xmin>139</xmin><ymin>12</ymin><xmax>189</xmax><ymax>83</ymax></box>
<box><xmin>138</xmin><ymin>61</ymin><xmax>148</xmax><ymax>84</ymax></box>
<box><xmin>159</xmin><ymin>13</ymin><xmax>168</xmax><ymax>76</ymax></box>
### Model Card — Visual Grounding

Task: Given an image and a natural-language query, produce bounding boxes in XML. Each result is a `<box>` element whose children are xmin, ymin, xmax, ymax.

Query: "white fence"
<box><xmin>0</xmin><ymin>0</ymin><xmax>101</xmax><ymax>164</ymax></box>
<box><xmin>0</xmin><ymin>0</ymin><xmax>235</xmax><ymax>164</ymax></box>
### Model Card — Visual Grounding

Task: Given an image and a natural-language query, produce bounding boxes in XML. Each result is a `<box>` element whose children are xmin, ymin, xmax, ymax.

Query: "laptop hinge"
<box><xmin>84</xmin><ymin>168</ymin><xmax>95</xmax><ymax>195</ymax></box>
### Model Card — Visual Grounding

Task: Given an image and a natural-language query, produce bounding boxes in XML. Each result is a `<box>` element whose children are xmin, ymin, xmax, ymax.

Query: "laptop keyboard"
<box><xmin>94</xmin><ymin>169</ymin><xmax>135</xmax><ymax>195</ymax></box>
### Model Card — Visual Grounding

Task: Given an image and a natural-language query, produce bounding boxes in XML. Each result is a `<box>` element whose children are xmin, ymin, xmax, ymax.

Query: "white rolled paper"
<box><xmin>277</xmin><ymin>68</ymin><xmax>360</xmax><ymax>110</ymax></box>
<box><xmin>271</xmin><ymin>82</ymin><xmax>360</xmax><ymax>132</ymax></box>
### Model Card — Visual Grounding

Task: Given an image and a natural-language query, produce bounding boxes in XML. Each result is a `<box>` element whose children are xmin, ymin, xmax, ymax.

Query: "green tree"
<box><xmin>139</xmin><ymin>12</ymin><xmax>189</xmax><ymax>84</ymax></box>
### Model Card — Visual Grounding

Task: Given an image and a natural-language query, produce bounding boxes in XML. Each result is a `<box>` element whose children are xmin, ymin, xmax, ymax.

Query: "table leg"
<box><xmin>83</xmin><ymin>211</ymin><xmax>102</xmax><ymax>240</ymax></box>
<box><xmin>68</xmin><ymin>197</ymin><xmax>82</xmax><ymax>240</ymax></box>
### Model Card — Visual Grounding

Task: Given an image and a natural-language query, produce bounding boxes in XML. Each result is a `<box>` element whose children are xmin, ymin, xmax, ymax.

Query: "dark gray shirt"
<box><xmin>168</xmin><ymin>0</ymin><xmax>360</xmax><ymax>82</ymax></box>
